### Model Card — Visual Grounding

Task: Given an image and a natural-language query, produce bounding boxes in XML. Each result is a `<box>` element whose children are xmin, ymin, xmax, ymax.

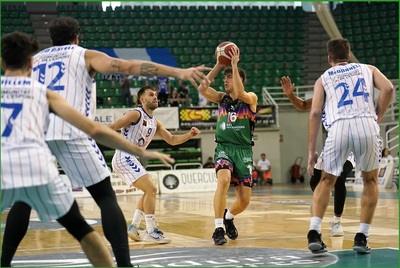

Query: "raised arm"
<box><xmin>85</xmin><ymin>49</ymin><xmax>211</xmax><ymax>88</ymax></box>
<box><xmin>109</xmin><ymin>110</ymin><xmax>141</xmax><ymax>130</ymax></box>
<box><xmin>229</xmin><ymin>47</ymin><xmax>258</xmax><ymax>111</ymax></box>
<box><xmin>155</xmin><ymin>119</ymin><xmax>201</xmax><ymax>146</ymax></box>
<box><xmin>368</xmin><ymin>65</ymin><xmax>394</xmax><ymax>123</ymax></box>
<box><xmin>197</xmin><ymin>62</ymin><xmax>225</xmax><ymax>104</ymax></box>
<box><xmin>47</xmin><ymin>90</ymin><xmax>173</xmax><ymax>164</ymax></box>
<box><xmin>280</xmin><ymin>76</ymin><xmax>312</xmax><ymax>111</ymax></box>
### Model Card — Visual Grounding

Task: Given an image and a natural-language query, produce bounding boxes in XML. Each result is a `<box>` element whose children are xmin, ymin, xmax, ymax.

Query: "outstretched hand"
<box><xmin>143</xmin><ymin>151</ymin><xmax>175</xmax><ymax>166</ymax></box>
<box><xmin>280</xmin><ymin>76</ymin><xmax>296</xmax><ymax>95</ymax></box>
<box><xmin>180</xmin><ymin>65</ymin><xmax>212</xmax><ymax>89</ymax></box>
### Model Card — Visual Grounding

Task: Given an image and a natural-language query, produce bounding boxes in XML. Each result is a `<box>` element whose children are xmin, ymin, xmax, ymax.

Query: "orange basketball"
<box><xmin>215</xmin><ymin>41</ymin><xmax>239</xmax><ymax>66</ymax></box>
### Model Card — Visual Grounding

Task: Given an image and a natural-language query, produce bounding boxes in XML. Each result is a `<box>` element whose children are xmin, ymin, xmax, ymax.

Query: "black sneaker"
<box><xmin>307</xmin><ymin>230</ymin><xmax>328</xmax><ymax>253</ymax></box>
<box><xmin>223</xmin><ymin>209</ymin><xmax>238</xmax><ymax>240</ymax></box>
<box><xmin>353</xmin><ymin>232</ymin><xmax>371</xmax><ymax>254</ymax></box>
<box><xmin>212</xmin><ymin>227</ymin><xmax>227</xmax><ymax>245</ymax></box>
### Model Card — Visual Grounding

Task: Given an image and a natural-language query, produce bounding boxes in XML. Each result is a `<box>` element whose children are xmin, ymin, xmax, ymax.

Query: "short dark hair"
<box><xmin>137</xmin><ymin>85</ymin><xmax>156</xmax><ymax>104</ymax></box>
<box><xmin>223</xmin><ymin>67</ymin><xmax>246</xmax><ymax>83</ymax></box>
<box><xmin>49</xmin><ymin>16</ymin><xmax>80</xmax><ymax>46</ymax></box>
<box><xmin>1</xmin><ymin>31</ymin><xmax>39</xmax><ymax>70</ymax></box>
<box><xmin>327</xmin><ymin>38</ymin><xmax>351</xmax><ymax>63</ymax></box>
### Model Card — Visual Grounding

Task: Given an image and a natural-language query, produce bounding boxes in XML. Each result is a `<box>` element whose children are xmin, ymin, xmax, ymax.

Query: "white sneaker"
<box><xmin>127</xmin><ymin>224</ymin><xmax>142</xmax><ymax>241</ymax></box>
<box><xmin>330</xmin><ymin>221</ymin><xmax>344</xmax><ymax>237</ymax></box>
<box><xmin>144</xmin><ymin>228</ymin><xmax>171</xmax><ymax>244</ymax></box>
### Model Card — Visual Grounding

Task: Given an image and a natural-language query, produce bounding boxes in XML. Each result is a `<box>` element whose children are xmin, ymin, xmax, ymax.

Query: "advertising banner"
<box><xmin>178</xmin><ymin>105</ymin><xmax>276</xmax><ymax>130</ymax></box>
<box><xmin>158</xmin><ymin>169</ymin><xmax>217</xmax><ymax>194</ymax></box>
<box><xmin>95</xmin><ymin>107</ymin><xmax>179</xmax><ymax>129</ymax></box>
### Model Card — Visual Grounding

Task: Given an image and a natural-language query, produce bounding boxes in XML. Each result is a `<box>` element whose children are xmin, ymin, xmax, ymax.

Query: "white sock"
<box><xmin>225</xmin><ymin>209</ymin><xmax>235</xmax><ymax>220</ymax></box>
<box><xmin>358</xmin><ymin>223</ymin><xmax>370</xmax><ymax>237</ymax></box>
<box><xmin>333</xmin><ymin>215</ymin><xmax>342</xmax><ymax>222</ymax></box>
<box><xmin>310</xmin><ymin>217</ymin><xmax>322</xmax><ymax>233</ymax></box>
<box><xmin>215</xmin><ymin>218</ymin><xmax>223</xmax><ymax>229</ymax></box>
<box><xmin>145</xmin><ymin>214</ymin><xmax>157</xmax><ymax>233</ymax></box>
<box><xmin>131</xmin><ymin>209</ymin><xmax>144</xmax><ymax>227</ymax></box>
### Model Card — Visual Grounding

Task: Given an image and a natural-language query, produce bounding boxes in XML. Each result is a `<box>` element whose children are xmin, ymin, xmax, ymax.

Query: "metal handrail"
<box><xmin>174</xmin><ymin>163</ymin><xmax>202</xmax><ymax>170</ymax></box>
<box><xmin>145</xmin><ymin>164</ymin><xmax>173</xmax><ymax>170</ymax></box>
<box><xmin>386</xmin><ymin>125</ymin><xmax>399</xmax><ymax>152</ymax></box>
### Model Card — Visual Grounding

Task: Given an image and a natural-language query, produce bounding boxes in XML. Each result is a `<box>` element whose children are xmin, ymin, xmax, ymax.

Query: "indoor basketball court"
<box><xmin>2</xmin><ymin>184</ymin><xmax>398</xmax><ymax>267</ymax></box>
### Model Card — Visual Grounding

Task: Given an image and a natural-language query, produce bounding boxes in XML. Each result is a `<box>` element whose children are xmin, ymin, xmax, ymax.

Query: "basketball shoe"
<box><xmin>127</xmin><ymin>224</ymin><xmax>142</xmax><ymax>241</ymax></box>
<box><xmin>307</xmin><ymin>230</ymin><xmax>328</xmax><ymax>253</ymax></box>
<box><xmin>212</xmin><ymin>227</ymin><xmax>227</xmax><ymax>245</ymax></box>
<box><xmin>144</xmin><ymin>228</ymin><xmax>171</xmax><ymax>244</ymax></box>
<box><xmin>353</xmin><ymin>233</ymin><xmax>371</xmax><ymax>254</ymax></box>
<box><xmin>330</xmin><ymin>220</ymin><xmax>344</xmax><ymax>237</ymax></box>
<box><xmin>223</xmin><ymin>209</ymin><xmax>238</xmax><ymax>240</ymax></box>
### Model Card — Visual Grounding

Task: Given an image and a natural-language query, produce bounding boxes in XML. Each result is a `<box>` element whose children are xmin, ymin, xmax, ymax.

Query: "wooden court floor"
<box><xmin>1</xmin><ymin>184</ymin><xmax>398</xmax><ymax>264</ymax></box>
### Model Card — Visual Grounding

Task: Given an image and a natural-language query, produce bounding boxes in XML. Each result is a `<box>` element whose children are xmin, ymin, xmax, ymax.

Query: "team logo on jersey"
<box><xmin>163</xmin><ymin>174</ymin><xmax>179</xmax><ymax>189</ymax></box>
<box><xmin>143</xmin><ymin>119</ymin><xmax>147</xmax><ymax>126</ymax></box>
<box><xmin>220</xmin><ymin>122</ymin><xmax>226</xmax><ymax>130</ymax></box>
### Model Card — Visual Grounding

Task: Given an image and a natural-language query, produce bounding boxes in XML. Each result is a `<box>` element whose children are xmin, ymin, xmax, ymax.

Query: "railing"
<box><xmin>263</xmin><ymin>79</ymin><xmax>399</xmax><ymax>157</ymax></box>
<box><xmin>145</xmin><ymin>164</ymin><xmax>173</xmax><ymax>170</ymax></box>
<box><xmin>262</xmin><ymin>79</ymin><xmax>398</xmax><ymax>117</ymax></box>
<box><xmin>174</xmin><ymin>163</ymin><xmax>203</xmax><ymax>170</ymax></box>
<box><xmin>386</xmin><ymin>125</ymin><xmax>399</xmax><ymax>152</ymax></box>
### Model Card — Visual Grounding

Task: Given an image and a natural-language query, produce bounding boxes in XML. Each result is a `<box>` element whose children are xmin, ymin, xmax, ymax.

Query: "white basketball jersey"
<box><xmin>114</xmin><ymin>107</ymin><xmax>157</xmax><ymax>156</ymax></box>
<box><xmin>123</xmin><ymin>107</ymin><xmax>157</xmax><ymax>149</ymax></box>
<box><xmin>32</xmin><ymin>45</ymin><xmax>93</xmax><ymax>140</ymax></box>
<box><xmin>1</xmin><ymin>76</ymin><xmax>58</xmax><ymax>189</ymax></box>
<box><xmin>320</xmin><ymin>63</ymin><xmax>377</xmax><ymax>130</ymax></box>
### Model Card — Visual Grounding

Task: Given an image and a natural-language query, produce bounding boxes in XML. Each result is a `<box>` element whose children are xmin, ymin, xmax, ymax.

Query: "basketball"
<box><xmin>215</xmin><ymin>41</ymin><xmax>239</xmax><ymax>66</ymax></box>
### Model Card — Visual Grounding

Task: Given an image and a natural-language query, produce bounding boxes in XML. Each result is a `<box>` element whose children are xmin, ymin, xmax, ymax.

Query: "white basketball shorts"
<box><xmin>47</xmin><ymin>138</ymin><xmax>111</xmax><ymax>187</ymax></box>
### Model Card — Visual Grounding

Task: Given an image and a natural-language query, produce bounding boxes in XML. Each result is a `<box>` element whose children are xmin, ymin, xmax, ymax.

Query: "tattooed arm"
<box><xmin>85</xmin><ymin>49</ymin><xmax>211</xmax><ymax>87</ymax></box>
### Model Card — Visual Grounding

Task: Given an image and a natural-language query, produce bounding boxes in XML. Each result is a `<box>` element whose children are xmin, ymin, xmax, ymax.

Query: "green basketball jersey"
<box><xmin>215</xmin><ymin>95</ymin><xmax>256</xmax><ymax>147</ymax></box>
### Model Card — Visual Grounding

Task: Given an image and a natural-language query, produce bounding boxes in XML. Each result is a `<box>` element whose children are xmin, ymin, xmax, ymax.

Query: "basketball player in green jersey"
<box><xmin>197</xmin><ymin>47</ymin><xmax>258</xmax><ymax>245</ymax></box>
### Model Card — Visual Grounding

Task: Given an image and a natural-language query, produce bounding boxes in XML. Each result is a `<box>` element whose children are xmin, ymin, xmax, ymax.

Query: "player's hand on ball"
<box><xmin>144</xmin><ymin>151</ymin><xmax>175</xmax><ymax>165</ymax></box>
<box><xmin>229</xmin><ymin>47</ymin><xmax>240</xmax><ymax>66</ymax></box>
<box><xmin>280</xmin><ymin>76</ymin><xmax>296</xmax><ymax>95</ymax></box>
<box><xmin>180</xmin><ymin>65</ymin><xmax>212</xmax><ymax>89</ymax></box>
<box><xmin>189</xmin><ymin>127</ymin><xmax>201</xmax><ymax>137</ymax></box>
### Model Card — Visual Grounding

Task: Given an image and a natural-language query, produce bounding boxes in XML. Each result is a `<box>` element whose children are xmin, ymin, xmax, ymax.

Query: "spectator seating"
<box><xmin>333</xmin><ymin>2</ymin><xmax>398</xmax><ymax>79</ymax></box>
<box><xmin>1</xmin><ymin>3</ymin><xmax>34</xmax><ymax>35</ymax></box>
<box><xmin>58</xmin><ymin>5</ymin><xmax>306</xmax><ymax>104</ymax></box>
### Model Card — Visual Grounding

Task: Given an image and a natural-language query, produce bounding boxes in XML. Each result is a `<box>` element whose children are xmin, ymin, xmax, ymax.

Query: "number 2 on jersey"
<box><xmin>33</xmin><ymin>61</ymin><xmax>66</xmax><ymax>91</ymax></box>
<box><xmin>1</xmin><ymin>103</ymin><xmax>22</xmax><ymax>137</ymax></box>
<box><xmin>335</xmin><ymin>78</ymin><xmax>369</xmax><ymax>108</ymax></box>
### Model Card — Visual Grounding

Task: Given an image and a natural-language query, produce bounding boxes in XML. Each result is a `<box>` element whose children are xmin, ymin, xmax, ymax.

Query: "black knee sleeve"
<box><xmin>310</xmin><ymin>169</ymin><xmax>322</xmax><ymax>192</ymax></box>
<box><xmin>1</xmin><ymin>201</ymin><xmax>31</xmax><ymax>267</ymax></box>
<box><xmin>86</xmin><ymin>177</ymin><xmax>132</xmax><ymax>267</ymax></box>
<box><xmin>57</xmin><ymin>201</ymin><xmax>93</xmax><ymax>241</ymax></box>
<box><xmin>333</xmin><ymin>160</ymin><xmax>352</xmax><ymax>216</ymax></box>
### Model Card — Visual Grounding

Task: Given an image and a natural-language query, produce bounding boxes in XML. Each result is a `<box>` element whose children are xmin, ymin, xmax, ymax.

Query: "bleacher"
<box><xmin>1</xmin><ymin>3</ymin><xmax>34</xmax><ymax>35</ymax></box>
<box><xmin>1</xmin><ymin>2</ymin><xmax>398</xmax><ymax>105</ymax></box>
<box><xmin>333</xmin><ymin>2</ymin><xmax>398</xmax><ymax>79</ymax></box>
<box><xmin>55</xmin><ymin>4</ymin><xmax>306</xmax><ymax>104</ymax></box>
